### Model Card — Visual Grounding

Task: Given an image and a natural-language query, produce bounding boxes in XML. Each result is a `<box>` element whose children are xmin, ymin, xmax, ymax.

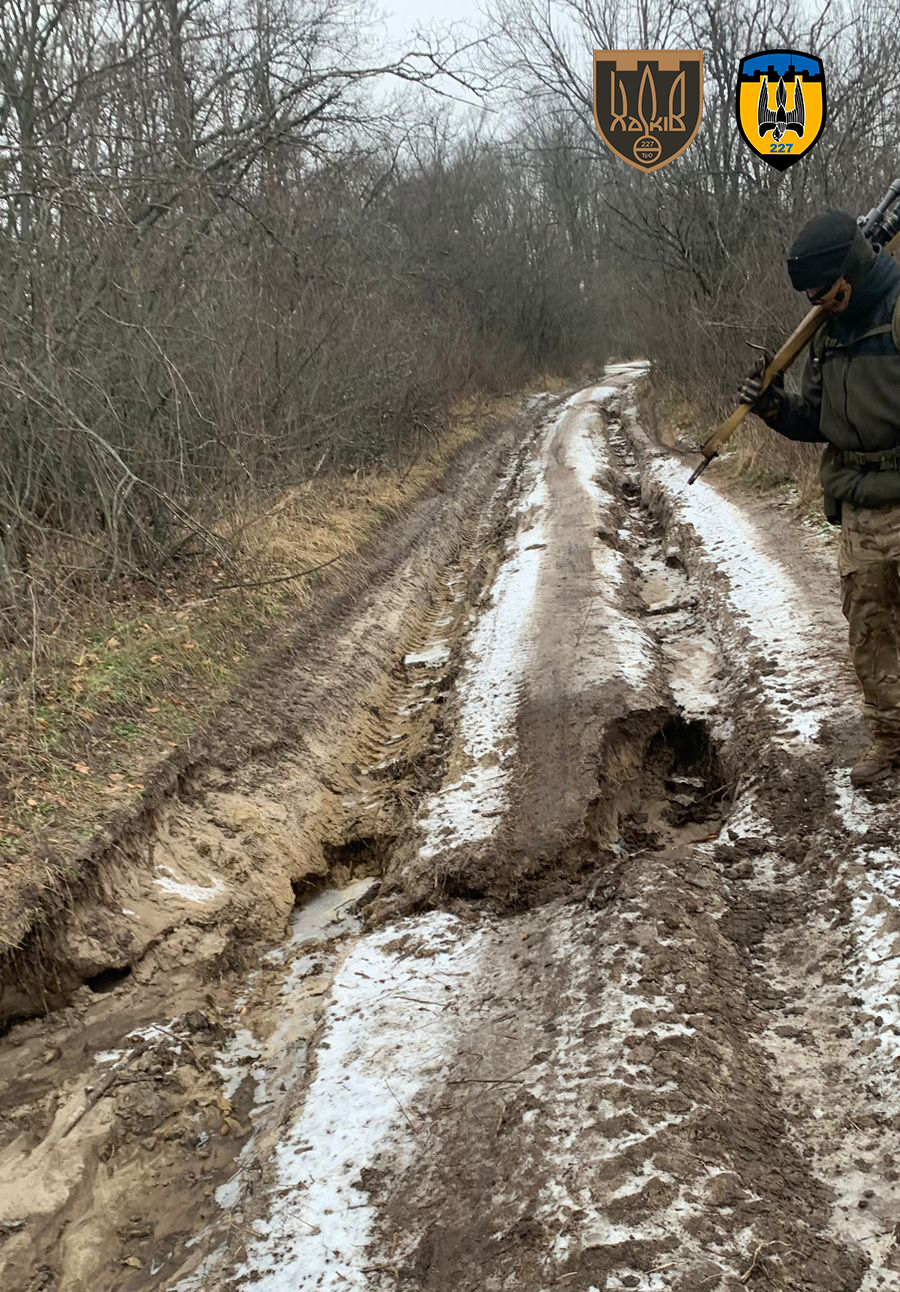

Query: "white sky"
<box><xmin>367</xmin><ymin>0</ymin><xmax>502</xmax><ymax>119</ymax></box>
<box><xmin>380</xmin><ymin>0</ymin><xmax>486</xmax><ymax>39</ymax></box>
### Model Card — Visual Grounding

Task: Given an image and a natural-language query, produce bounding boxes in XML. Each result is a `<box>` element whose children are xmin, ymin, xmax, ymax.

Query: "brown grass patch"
<box><xmin>0</xmin><ymin>391</ymin><xmax>523</xmax><ymax>871</ymax></box>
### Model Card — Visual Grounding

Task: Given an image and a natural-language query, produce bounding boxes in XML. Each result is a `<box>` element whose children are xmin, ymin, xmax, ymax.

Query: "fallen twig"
<box><xmin>447</xmin><ymin>1061</ymin><xmax>535</xmax><ymax>1086</ymax></box>
<box><xmin>59</xmin><ymin>1040</ymin><xmax>151</xmax><ymax>1140</ymax></box>
<box><xmin>384</xmin><ymin>1078</ymin><xmax>418</xmax><ymax>1134</ymax></box>
<box><xmin>394</xmin><ymin>994</ymin><xmax>449</xmax><ymax>1009</ymax></box>
<box><xmin>211</xmin><ymin>553</ymin><xmax>343</xmax><ymax>593</ymax></box>
<box><xmin>740</xmin><ymin>1241</ymin><xmax>788</xmax><ymax>1283</ymax></box>
<box><xmin>740</xmin><ymin>1245</ymin><xmax>765</xmax><ymax>1283</ymax></box>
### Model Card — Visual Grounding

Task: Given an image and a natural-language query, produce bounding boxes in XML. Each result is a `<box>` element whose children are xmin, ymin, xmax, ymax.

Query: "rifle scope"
<box><xmin>858</xmin><ymin>177</ymin><xmax>900</xmax><ymax>247</ymax></box>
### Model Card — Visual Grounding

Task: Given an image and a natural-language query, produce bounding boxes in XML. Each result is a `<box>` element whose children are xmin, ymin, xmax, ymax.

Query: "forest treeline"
<box><xmin>2</xmin><ymin>0</ymin><xmax>900</xmax><ymax>635</ymax></box>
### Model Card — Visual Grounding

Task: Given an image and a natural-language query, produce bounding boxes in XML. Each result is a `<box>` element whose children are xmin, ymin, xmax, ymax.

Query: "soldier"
<box><xmin>739</xmin><ymin>208</ymin><xmax>900</xmax><ymax>786</ymax></box>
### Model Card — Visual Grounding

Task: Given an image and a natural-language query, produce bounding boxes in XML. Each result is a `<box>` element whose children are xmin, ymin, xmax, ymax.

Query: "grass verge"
<box><xmin>0</xmin><ymin>390</ymin><xmax>534</xmax><ymax>873</ymax></box>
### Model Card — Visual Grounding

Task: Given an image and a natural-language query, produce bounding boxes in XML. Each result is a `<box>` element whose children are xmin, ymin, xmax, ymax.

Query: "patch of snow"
<box><xmin>214</xmin><ymin>1175</ymin><xmax>244</xmax><ymax>1211</ymax></box>
<box><xmin>94</xmin><ymin>1049</ymin><xmax>125</xmax><ymax>1066</ymax></box>
<box><xmin>237</xmin><ymin>913</ymin><xmax>483</xmax><ymax>1291</ymax></box>
<box><xmin>605</xmin><ymin>361</ymin><xmax>651</xmax><ymax>376</ymax></box>
<box><xmin>645</xmin><ymin>454</ymin><xmax>836</xmax><ymax>744</ymax></box>
<box><xmin>587</xmin><ymin>384</ymin><xmax>620</xmax><ymax>403</ymax></box>
<box><xmin>213</xmin><ymin>1025</ymin><xmax>265</xmax><ymax>1104</ymax></box>
<box><xmin>590</xmin><ymin>546</ymin><xmax>657</xmax><ymax>689</ymax></box>
<box><xmin>417</xmin><ymin>425</ymin><xmax>554</xmax><ymax>856</ymax></box>
<box><xmin>404</xmin><ymin>642</ymin><xmax>450</xmax><ymax>668</ymax></box>
<box><xmin>127</xmin><ymin>1020</ymin><xmax>176</xmax><ymax>1043</ymax></box>
<box><xmin>565</xmin><ymin>405</ymin><xmax>617</xmax><ymax>511</ymax></box>
<box><xmin>846</xmin><ymin>848</ymin><xmax>900</xmax><ymax>1080</ymax></box>
<box><xmin>833</xmin><ymin>771</ymin><xmax>878</xmax><ymax>835</ymax></box>
<box><xmin>724</xmin><ymin>796</ymin><xmax>769</xmax><ymax>840</ymax></box>
<box><xmin>531</xmin><ymin>908</ymin><xmax>728</xmax><ymax>1275</ymax></box>
<box><xmin>154</xmin><ymin>864</ymin><xmax>225</xmax><ymax>904</ymax></box>
<box><xmin>759</xmin><ymin>880</ymin><xmax>900</xmax><ymax>1277</ymax></box>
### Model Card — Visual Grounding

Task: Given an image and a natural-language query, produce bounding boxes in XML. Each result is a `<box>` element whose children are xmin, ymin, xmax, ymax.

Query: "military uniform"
<box><xmin>750</xmin><ymin>210</ymin><xmax>900</xmax><ymax>779</ymax></box>
<box><xmin>839</xmin><ymin>503</ymin><xmax>900</xmax><ymax>735</ymax></box>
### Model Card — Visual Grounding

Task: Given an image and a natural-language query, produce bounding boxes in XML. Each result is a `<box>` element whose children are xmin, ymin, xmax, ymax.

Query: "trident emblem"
<box><xmin>608</xmin><ymin>64</ymin><xmax>688</xmax><ymax>133</ymax></box>
<box><xmin>593</xmin><ymin>51</ymin><xmax>704</xmax><ymax>173</ymax></box>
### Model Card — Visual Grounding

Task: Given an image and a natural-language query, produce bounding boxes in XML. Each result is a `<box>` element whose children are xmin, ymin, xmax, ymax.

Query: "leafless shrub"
<box><xmin>0</xmin><ymin>0</ymin><xmax>608</xmax><ymax>639</ymax></box>
<box><xmin>490</xmin><ymin>0</ymin><xmax>900</xmax><ymax>492</ymax></box>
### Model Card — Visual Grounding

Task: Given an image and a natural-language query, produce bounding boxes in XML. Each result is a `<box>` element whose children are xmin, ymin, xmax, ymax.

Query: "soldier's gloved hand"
<box><xmin>737</xmin><ymin>353</ymin><xmax>784</xmax><ymax>424</ymax></box>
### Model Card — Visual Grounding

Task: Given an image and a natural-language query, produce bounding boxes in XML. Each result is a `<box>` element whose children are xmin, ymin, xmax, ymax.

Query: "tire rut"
<box><xmin>5</xmin><ymin>372</ymin><xmax>900</xmax><ymax>1292</ymax></box>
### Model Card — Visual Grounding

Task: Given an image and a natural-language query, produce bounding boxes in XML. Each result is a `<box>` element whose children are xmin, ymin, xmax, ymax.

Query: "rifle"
<box><xmin>688</xmin><ymin>178</ymin><xmax>900</xmax><ymax>485</ymax></box>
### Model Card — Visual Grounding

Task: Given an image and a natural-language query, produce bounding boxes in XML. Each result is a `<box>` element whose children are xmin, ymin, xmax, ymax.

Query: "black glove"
<box><xmin>737</xmin><ymin>353</ymin><xmax>785</xmax><ymax>425</ymax></box>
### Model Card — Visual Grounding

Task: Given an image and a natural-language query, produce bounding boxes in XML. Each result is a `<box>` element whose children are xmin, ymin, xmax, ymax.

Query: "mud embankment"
<box><xmin>0</xmin><ymin>396</ymin><xmax>551</xmax><ymax>1027</ymax></box>
<box><xmin>0</xmin><ymin>391</ymin><xmax>563</xmax><ymax>1291</ymax></box>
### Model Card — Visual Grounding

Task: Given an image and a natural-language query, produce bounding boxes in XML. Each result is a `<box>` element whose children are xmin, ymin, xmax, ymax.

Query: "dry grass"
<box><xmin>727</xmin><ymin>420</ymin><xmax>821</xmax><ymax>510</ymax></box>
<box><xmin>652</xmin><ymin>381</ymin><xmax>824</xmax><ymax>517</ymax></box>
<box><xmin>0</xmin><ymin>392</ymin><xmax>517</xmax><ymax>866</ymax></box>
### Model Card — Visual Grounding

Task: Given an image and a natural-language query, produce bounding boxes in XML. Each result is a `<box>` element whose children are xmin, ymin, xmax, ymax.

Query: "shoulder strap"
<box><xmin>819</xmin><ymin>321</ymin><xmax>894</xmax><ymax>352</ymax></box>
<box><xmin>813</xmin><ymin>289</ymin><xmax>900</xmax><ymax>356</ymax></box>
<box><xmin>812</xmin><ymin>321</ymin><xmax>829</xmax><ymax>359</ymax></box>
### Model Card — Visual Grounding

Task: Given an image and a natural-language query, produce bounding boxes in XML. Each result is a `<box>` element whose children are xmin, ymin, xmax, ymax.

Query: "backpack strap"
<box><xmin>811</xmin><ymin>289</ymin><xmax>900</xmax><ymax>358</ymax></box>
<box><xmin>811</xmin><ymin>325</ymin><xmax>829</xmax><ymax>361</ymax></box>
<box><xmin>817</xmin><ymin>321</ymin><xmax>894</xmax><ymax>353</ymax></box>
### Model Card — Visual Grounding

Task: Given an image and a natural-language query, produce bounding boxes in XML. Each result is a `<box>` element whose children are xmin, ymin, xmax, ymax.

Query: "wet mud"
<box><xmin>3</xmin><ymin>371</ymin><xmax>900</xmax><ymax>1291</ymax></box>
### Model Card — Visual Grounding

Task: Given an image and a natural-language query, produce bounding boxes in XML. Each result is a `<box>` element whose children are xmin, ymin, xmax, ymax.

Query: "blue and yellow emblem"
<box><xmin>736</xmin><ymin>49</ymin><xmax>826</xmax><ymax>170</ymax></box>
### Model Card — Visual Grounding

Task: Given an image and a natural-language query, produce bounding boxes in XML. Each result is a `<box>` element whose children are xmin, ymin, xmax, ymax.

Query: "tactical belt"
<box><xmin>837</xmin><ymin>447</ymin><xmax>900</xmax><ymax>471</ymax></box>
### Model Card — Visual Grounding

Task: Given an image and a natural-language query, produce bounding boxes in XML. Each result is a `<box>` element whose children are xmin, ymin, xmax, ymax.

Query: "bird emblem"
<box><xmin>758</xmin><ymin>75</ymin><xmax>805</xmax><ymax>141</ymax></box>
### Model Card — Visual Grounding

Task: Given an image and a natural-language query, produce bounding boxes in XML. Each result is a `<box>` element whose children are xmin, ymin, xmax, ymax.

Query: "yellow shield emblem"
<box><xmin>736</xmin><ymin>49</ymin><xmax>826</xmax><ymax>170</ymax></box>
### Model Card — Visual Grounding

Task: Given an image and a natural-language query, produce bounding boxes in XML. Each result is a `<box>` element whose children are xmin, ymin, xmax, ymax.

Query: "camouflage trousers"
<box><xmin>839</xmin><ymin>502</ymin><xmax>900</xmax><ymax>735</ymax></box>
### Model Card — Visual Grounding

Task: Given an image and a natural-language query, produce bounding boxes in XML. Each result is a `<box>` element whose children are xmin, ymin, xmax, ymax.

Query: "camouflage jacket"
<box><xmin>770</xmin><ymin>249</ymin><xmax>900</xmax><ymax>508</ymax></box>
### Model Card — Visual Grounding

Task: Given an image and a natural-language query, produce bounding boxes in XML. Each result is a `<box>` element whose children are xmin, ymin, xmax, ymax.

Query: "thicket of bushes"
<box><xmin>0</xmin><ymin>1</ymin><xmax>608</xmax><ymax>638</ymax></box>
<box><xmin>4</xmin><ymin>0</ymin><xmax>900</xmax><ymax>638</ymax></box>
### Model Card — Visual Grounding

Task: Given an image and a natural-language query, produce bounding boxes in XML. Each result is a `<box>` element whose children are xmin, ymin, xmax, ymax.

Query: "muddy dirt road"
<box><xmin>3</xmin><ymin>366</ymin><xmax>900</xmax><ymax>1291</ymax></box>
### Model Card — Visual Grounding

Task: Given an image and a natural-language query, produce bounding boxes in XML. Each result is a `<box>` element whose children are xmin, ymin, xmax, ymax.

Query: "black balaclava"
<box><xmin>786</xmin><ymin>209</ymin><xmax>875</xmax><ymax>292</ymax></box>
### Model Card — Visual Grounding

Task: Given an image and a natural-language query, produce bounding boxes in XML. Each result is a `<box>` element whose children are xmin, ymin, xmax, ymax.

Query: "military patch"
<box><xmin>592</xmin><ymin>50</ymin><xmax>703</xmax><ymax>174</ymax></box>
<box><xmin>735</xmin><ymin>49</ymin><xmax>826</xmax><ymax>170</ymax></box>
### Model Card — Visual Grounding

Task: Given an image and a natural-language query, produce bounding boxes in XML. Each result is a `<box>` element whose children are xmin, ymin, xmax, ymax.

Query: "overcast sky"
<box><xmin>380</xmin><ymin>0</ymin><xmax>486</xmax><ymax>40</ymax></box>
<box><xmin>365</xmin><ymin>0</ymin><xmax>502</xmax><ymax>120</ymax></box>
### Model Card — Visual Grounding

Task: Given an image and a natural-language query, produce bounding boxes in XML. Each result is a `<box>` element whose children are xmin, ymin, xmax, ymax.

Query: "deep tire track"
<box><xmin>5</xmin><ymin>372</ymin><xmax>900</xmax><ymax>1291</ymax></box>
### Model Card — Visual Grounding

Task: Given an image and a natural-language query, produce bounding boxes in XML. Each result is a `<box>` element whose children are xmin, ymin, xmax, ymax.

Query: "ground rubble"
<box><xmin>2</xmin><ymin>368</ymin><xmax>900</xmax><ymax>1292</ymax></box>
